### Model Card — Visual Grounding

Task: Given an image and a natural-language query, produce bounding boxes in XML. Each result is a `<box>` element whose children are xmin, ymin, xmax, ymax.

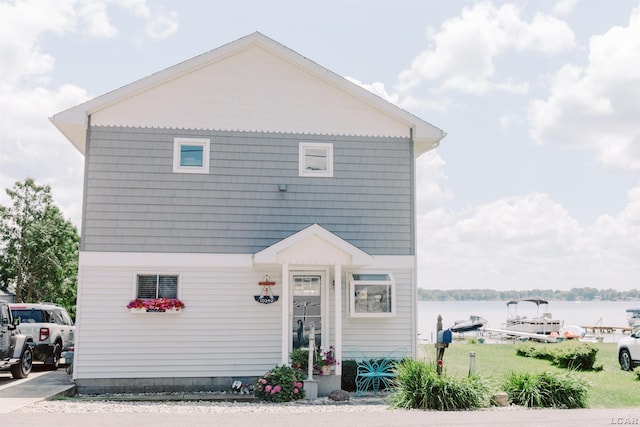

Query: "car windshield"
<box><xmin>11</xmin><ymin>309</ymin><xmax>49</xmax><ymax>323</ymax></box>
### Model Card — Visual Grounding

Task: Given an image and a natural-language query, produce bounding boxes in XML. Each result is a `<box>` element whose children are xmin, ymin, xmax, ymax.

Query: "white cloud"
<box><xmin>529</xmin><ymin>5</ymin><xmax>640</xmax><ymax>171</ymax></box>
<box><xmin>416</xmin><ymin>150</ymin><xmax>452</xmax><ymax>211</ymax></box>
<box><xmin>552</xmin><ymin>0</ymin><xmax>580</xmax><ymax>17</ymax></box>
<box><xmin>79</xmin><ymin>0</ymin><xmax>119</xmax><ymax>38</ymax></box>
<box><xmin>418</xmin><ymin>191</ymin><xmax>640</xmax><ymax>291</ymax></box>
<box><xmin>397</xmin><ymin>1</ymin><xmax>575</xmax><ymax>95</ymax></box>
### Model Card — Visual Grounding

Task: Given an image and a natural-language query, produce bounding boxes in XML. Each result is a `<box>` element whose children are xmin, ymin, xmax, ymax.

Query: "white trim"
<box><xmin>347</xmin><ymin>271</ymin><xmax>396</xmax><ymax>318</ymax></box>
<box><xmin>281</xmin><ymin>263</ymin><xmax>290</xmax><ymax>365</ymax></box>
<box><xmin>173</xmin><ymin>137</ymin><xmax>210</xmax><ymax>174</ymax></box>
<box><xmin>334</xmin><ymin>263</ymin><xmax>342</xmax><ymax>376</ymax></box>
<box><xmin>299</xmin><ymin>142</ymin><xmax>333</xmax><ymax>177</ymax></box>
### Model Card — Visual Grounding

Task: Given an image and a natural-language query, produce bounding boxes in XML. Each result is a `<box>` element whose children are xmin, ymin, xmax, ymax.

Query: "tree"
<box><xmin>0</xmin><ymin>178</ymin><xmax>79</xmax><ymax>313</ymax></box>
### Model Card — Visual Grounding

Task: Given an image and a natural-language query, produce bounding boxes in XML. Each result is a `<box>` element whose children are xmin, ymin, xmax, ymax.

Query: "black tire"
<box><xmin>10</xmin><ymin>346</ymin><xmax>33</xmax><ymax>379</ymax></box>
<box><xmin>619</xmin><ymin>348</ymin><xmax>632</xmax><ymax>371</ymax></box>
<box><xmin>45</xmin><ymin>342</ymin><xmax>62</xmax><ymax>370</ymax></box>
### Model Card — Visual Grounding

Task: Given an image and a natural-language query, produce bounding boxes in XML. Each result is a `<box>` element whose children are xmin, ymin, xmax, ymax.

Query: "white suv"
<box><xmin>9</xmin><ymin>302</ymin><xmax>75</xmax><ymax>370</ymax></box>
<box><xmin>618</xmin><ymin>326</ymin><xmax>640</xmax><ymax>371</ymax></box>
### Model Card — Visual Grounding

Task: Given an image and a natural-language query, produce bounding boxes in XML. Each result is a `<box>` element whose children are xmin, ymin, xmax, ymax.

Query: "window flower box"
<box><xmin>127</xmin><ymin>298</ymin><xmax>185</xmax><ymax>313</ymax></box>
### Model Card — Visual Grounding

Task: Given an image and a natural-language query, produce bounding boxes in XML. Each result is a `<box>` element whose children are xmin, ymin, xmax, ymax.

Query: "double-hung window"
<box><xmin>299</xmin><ymin>142</ymin><xmax>333</xmax><ymax>177</ymax></box>
<box><xmin>136</xmin><ymin>274</ymin><xmax>179</xmax><ymax>299</ymax></box>
<box><xmin>173</xmin><ymin>137</ymin><xmax>210</xmax><ymax>174</ymax></box>
<box><xmin>349</xmin><ymin>273</ymin><xmax>395</xmax><ymax>317</ymax></box>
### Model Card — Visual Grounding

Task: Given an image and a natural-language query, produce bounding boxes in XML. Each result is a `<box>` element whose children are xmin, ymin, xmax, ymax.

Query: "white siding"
<box><xmin>75</xmin><ymin>256</ymin><xmax>282</xmax><ymax>379</ymax></box>
<box><xmin>91</xmin><ymin>45</ymin><xmax>410</xmax><ymax>140</ymax></box>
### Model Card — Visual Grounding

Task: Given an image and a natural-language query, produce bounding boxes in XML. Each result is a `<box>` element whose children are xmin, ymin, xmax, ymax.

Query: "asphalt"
<box><xmin>0</xmin><ymin>368</ymin><xmax>639</xmax><ymax>426</ymax></box>
<box><xmin>0</xmin><ymin>366</ymin><xmax>76</xmax><ymax>413</ymax></box>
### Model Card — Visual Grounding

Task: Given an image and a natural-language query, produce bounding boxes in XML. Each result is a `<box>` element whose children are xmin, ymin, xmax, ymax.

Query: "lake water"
<box><xmin>417</xmin><ymin>300</ymin><xmax>638</xmax><ymax>343</ymax></box>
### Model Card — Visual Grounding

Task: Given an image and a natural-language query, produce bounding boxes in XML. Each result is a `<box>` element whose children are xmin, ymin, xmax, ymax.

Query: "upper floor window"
<box><xmin>299</xmin><ymin>142</ymin><xmax>333</xmax><ymax>177</ymax></box>
<box><xmin>136</xmin><ymin>274</ymin><xmax>179</xmax><ymax>299</ymax></box>
<box><xmin>173</xmin><ymin>137</ymin><xmax>210</xmax><ymax>174</ymax></box>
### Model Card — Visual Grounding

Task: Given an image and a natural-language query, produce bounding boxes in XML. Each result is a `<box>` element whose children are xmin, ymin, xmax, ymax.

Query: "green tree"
<box><xmin>0</xmin><ymin>178</ymin><xmax>79</xmax><ymax>314</ymax></box>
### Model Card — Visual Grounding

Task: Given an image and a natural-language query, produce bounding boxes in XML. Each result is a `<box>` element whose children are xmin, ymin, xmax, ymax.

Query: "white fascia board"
<box><xmin>79</xmin><ymin>251</ymin><xmax>253</xmax><ymax>268</ymax></box>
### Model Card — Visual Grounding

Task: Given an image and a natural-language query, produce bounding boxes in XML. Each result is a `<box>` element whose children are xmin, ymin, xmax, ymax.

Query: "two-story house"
<box><xmin>51</xmin><ymin>32</ymin><xmax>446</xmax><ymax>394</ymax></box>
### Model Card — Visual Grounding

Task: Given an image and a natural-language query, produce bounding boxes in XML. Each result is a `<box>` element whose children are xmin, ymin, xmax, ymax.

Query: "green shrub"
<box><xmin>515</xmin><ymin>341</ymin><xmax>601</xmax><ymax>371</ymax></box>
<box><xmin>255</xmin><ymin>365</ymin><xmax>306</xmax><ymax>402</ymax></box>
<box><xmin>389</xmin><ymin>359</ymin><xmax>488</xmax><ymax>411</ymax></box>
<box><xmin>289</xmin><ymin>348</ymin><xmax>309</xmax><ymax>372</ymax></box>
<box><xmin>340</xmin><ymin>359</ymin><xmax>358</xmax><ymax>392</ymax></box>
<box><xmin>502</xmin><ymin>371</ymin><xmax>589</xmax><ymax>408</ymax></box>
<box><xmin>551</xmin><ymin>341</ymin><xmax>600</xmax><ymax>370</ymax></box>
<box><xmin>635</xmin><ymin>368</ymin><xmax>640</xmax><ymax>381</ymax></box>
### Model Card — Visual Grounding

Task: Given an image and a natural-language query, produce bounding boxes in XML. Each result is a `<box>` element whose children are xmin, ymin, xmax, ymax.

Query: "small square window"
<box><xmin>173</xmin><ymin>138</ymin><xmax>210</xmax><ymax>174</ymax></box>
<box><xmin>349</xmin><ymin>272</ymin><xmax>395</xmax><ymax>318</ymax></box>
<box><xmin>299</xmin><ymin>142</ymin><xmax>333</xmax><ymax>177</ymax></box>
<box><xmin>136</xmin><ymin>274</ymin><xmax>178</xmax><ymax>299</ymax></box>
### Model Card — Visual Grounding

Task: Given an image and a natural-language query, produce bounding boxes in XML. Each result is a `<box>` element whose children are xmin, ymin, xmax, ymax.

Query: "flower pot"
<box><xmin>322</xmin><ymin>365</ymin><xmax>331</xmax><ymax>376</ymax></box>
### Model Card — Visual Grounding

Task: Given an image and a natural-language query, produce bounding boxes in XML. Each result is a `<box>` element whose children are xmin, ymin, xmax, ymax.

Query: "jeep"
<box><xmin>10</xmin><ymin>302</ymin><xmax>74</xmax><ymax>370</ymax></box>
<box><xmin>618</xmin><ymin>326</ymin><xmax>640</xmax><ymax>371</ymax></box>
<box><xmin>0</xmin><ymin>301</ymin><xmax>34</xmax><ymax>378</ymax></box>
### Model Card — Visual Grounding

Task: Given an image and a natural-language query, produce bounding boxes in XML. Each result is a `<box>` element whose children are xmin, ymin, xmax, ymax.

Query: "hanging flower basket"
<box><xmin>127</xmin><ymin>298</ymin><xmax>185</xmax><ymax>313</ymax></box>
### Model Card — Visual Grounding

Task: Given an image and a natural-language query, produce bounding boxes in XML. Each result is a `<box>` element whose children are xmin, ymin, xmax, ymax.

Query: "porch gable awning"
<box><xmin>253</xmin><ymin>224</ymin><xmax>372</xmax><ymax>266</ymax></box>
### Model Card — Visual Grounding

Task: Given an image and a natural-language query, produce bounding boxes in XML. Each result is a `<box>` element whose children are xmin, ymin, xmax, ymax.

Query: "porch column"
<box><xmin>334</xmin><ymin>263</ymin><xmax>342</xmax><ymax>375</ymax></box>
<box><xmin>281</xmin><ymin>263</ymin><xmax>290</xmax><ymax>365</ymax></box>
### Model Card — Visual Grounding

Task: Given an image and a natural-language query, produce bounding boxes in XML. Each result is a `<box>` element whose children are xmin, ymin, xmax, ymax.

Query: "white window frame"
<box><xmin>173</xmin><ymin>137</ymin><xmax>210</xmax><ymax>174</ymax></box>
<box><xmin>135</xmin><ymin>273</ymin><xmax>180</xmax><ymax>300</ymax></box>
<box><xmin>299</xmin><ymin>142</ymin><xmax>333</xmax><ymax>177</ymax></box>
<box><xmin>348</xmin><ymin>272</ymin><xmax>395</xmax><ymax>318</ymax></box>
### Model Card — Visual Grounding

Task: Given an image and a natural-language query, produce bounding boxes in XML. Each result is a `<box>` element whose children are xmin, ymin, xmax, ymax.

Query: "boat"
<box><xmin>503</xmin><ymin>298</ymin><xmax>562</xmax><ymax>335</ymax></box>
<box><xmin>626</xmin><ymin>308</ymin><xmax>640</xmax><ymax>327</ymax></box>
<box><xmin>450</xmin><ymin>315</ymin><xmax>487</xmax><ymax>333</ymax></box>
<box><xmin>558</xmin><ymin>325</ymin><xmax>586</xmax><ymax>339</ymax></box>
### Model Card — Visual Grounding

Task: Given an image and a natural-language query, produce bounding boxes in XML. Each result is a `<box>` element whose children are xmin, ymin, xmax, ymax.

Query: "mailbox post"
<box><xmin>435</xmin><ymin>316</ymin><xmax>452</xmax><ymax>375</ymax></box>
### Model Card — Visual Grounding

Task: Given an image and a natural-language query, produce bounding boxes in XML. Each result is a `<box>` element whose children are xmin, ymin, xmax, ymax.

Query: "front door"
<box><xmin>291</xmin><ymin>273</ymin><xmax>323</xmax><ymax>350</ymax></box>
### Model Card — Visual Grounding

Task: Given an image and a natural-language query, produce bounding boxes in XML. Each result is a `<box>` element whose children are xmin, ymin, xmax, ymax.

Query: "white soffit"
<box><xmin>50</xmin><ymin>32</ymin><xmax>445</xmax><ymax>156</ymax></box>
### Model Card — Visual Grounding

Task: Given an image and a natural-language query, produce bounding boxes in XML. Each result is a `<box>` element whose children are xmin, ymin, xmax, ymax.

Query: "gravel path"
<box><xmin>16</xmin><ymin>395</ymin><xmax>394</xmax><ymax>414</ymax></box>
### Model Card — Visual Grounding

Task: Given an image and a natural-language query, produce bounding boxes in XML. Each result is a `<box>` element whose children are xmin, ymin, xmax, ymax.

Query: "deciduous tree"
<box><xmin>0</xmin><ymin>178</ymin><xmax>79</xmax><ymax>313</ymax></box>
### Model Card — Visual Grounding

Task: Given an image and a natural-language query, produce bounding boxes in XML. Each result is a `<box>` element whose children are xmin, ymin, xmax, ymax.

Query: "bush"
<box><xmin>515</xmin><ymin>341</ymin><xmax>601</xmax><ymax>371</ymax></box>
<box><xmin>341</xmin><ymin>359</ymin><xmax>358</xmax><ymax>392</ymax></box>
<box><xmin>502</xmin><ymin>371</ymin><xmax>589</xmax><ymax>408</ymax></box>
<box><xmin>389</xmin><ymin>359</ymin><xmax>488</xmax><ymax>411</ymax></box>
<box><xmin>255</xmin><ymin>365</ymin><xmax>306</xmax><ymax>402</ymax></box>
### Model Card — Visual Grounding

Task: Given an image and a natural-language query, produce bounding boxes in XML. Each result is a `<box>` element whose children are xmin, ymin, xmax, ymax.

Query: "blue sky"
<box><xmin>1</xmin><ymin>0</ymin><xmax>639</xmax><ymax>291</ymax></box>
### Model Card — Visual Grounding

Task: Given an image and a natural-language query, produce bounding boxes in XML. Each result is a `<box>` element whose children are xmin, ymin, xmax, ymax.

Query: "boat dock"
<box><xmin>580</xmin><ymin>325</ymin><xmax>632</xmax><ymax>334</ymax></box>
<box><xmin>481</xmin><ymin>327</ymin><xmax>558</xmax><ymax>343</ymax></box>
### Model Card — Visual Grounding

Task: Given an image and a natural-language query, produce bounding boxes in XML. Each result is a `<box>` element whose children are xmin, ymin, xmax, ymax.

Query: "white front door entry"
<box><xmin>291</xmin><ymin>272</ymin><xmax>325</xmax><ymax>351</ymax></box>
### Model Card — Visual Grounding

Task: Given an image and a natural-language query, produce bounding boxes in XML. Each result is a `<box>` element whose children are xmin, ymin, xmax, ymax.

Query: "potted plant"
<box><xmin>319</xmin><ymin>346</ymin><xmax>337</xmax><ymax>375</ymax></box>
<box><xmin>289</xmin><ymin>348</ymin><xmax>309</xmax><ymax>371</ymax></box>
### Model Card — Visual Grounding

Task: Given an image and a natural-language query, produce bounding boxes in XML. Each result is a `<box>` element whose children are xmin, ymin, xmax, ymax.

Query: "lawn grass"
<box><xmin>418</xmin><ymin>341</ymin><xmax>640</xmax><ymax>408</ymax></box>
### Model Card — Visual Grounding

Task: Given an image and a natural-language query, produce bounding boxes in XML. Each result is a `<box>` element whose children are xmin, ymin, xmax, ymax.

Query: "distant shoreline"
<box><xmin>418</xmin><ymin>287</ymin><xmax>640</xmax><ymax>302</ymax></box>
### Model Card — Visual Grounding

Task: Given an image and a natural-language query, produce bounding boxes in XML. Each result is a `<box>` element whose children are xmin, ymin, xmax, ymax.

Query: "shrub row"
<box><xmin>389</xmin><ymin>360</ymin><xmax>488</xmax><ymax>411</ymax></box>
<box><xmin>388</xmin><ymin>359</ymin><xmax>589</xmax><ymax>410</ymax></box>
<box><xmin>502</xmin><ymin>371</ymin><xmax>589</xmax><ymax>408</ymax></box>
<box><xmin>515</xmin><ymin>340</ymin><xmax>602</xmax><ymax>370</ymax></box>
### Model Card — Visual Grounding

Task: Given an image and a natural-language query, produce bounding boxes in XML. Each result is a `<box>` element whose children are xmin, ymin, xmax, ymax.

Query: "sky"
<box><xmin>0</xmin><ymin>0</ymin><xmax>639</xmax><ymax>292</ymax></box>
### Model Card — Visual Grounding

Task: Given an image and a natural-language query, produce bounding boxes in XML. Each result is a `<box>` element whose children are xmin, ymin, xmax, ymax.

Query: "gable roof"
<box><xmin>253</xmin><ymin>224</ymin><xmax>372</xmax><ymax>266</ymax></box>
<box><xmin>50</xmin><ymin>32</ymin><xmax>445</xmax><ymax>157</ymax></box>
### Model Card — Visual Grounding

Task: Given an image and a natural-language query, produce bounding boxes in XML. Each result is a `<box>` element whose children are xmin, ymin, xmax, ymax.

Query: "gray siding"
<box><xmin>82</xmin><ymin>127</ymin><xmax>414</xmax><ymax>255</ymax></box>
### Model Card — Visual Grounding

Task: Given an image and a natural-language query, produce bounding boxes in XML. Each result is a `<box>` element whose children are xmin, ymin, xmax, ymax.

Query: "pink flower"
<box><xmin>265</xmin><ymin>385</ymin><xmax>272</xmax><ymax>392</ymax></box>
<box><xmin>259</xmin><ymin>379</ymin><xmax>267</xmax><ymax>384</ymax></box>
<box><xmin>273</xmin><ymin>385</ymin><xmax>281</xmax><ymax>393</ymax></box>
<box><xmin>293</xmin><ymin>388</ymin><xmax>299</xmax><ymax>394</ymax></box>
